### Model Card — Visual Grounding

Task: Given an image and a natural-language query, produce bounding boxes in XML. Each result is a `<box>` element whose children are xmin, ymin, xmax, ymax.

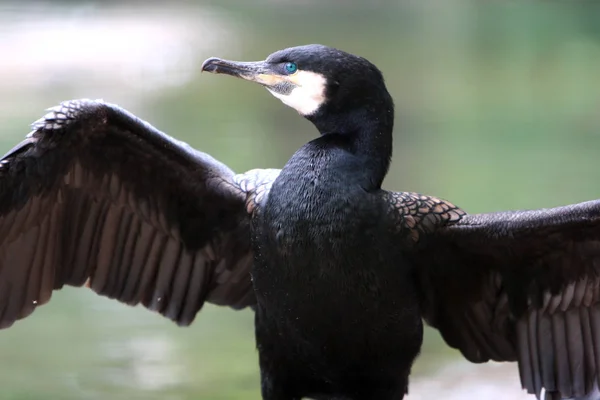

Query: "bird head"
<box><xmin>201</xmin><ymin>44</ymin><xmax>393</xmax><ymax>132</ymax></box>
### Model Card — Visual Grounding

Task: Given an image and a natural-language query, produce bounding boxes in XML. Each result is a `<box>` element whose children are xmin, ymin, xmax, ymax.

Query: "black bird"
<box><xmin>0</xmin><ymin>44</ymin><xmax>599</xmax><ymax>400</ymax></box>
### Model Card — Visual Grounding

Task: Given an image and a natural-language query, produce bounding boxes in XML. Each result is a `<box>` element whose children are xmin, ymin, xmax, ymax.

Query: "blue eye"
<box><xmin>284</xmin><ymin>62</ymin><xmax>298</xmax><ymax>74</ymax></box>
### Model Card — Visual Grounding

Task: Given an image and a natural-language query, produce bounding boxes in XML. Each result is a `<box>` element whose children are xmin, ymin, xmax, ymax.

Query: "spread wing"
<box><xmin>0</xmin><ymin>99</ymin><xmax>280</xmax><ymax>329</ymax></box>
<box><xmin>389</xmin><ymin>191</ymin><xmax>600</xmax><ymax>399</ymax></box>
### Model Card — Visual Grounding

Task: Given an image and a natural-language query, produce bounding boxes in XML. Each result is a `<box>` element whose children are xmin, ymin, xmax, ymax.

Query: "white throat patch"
<box><xmin>267</xmin><ymin>70</ymin><xmax>327</xmax><ymax>116</ymax></box>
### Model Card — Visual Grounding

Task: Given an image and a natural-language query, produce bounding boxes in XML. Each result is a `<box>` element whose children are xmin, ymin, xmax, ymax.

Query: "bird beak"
<box><xmin>201</xmin><ymin>57</ymin><xmax>286</xmax><ymax>88</ymax></box>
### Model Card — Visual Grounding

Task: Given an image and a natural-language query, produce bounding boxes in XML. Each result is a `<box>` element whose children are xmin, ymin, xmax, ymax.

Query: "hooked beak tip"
<box><xmin>200</xmin><ymin>57</ymin><xmax>222</xmax><ymax>73</ymax></box>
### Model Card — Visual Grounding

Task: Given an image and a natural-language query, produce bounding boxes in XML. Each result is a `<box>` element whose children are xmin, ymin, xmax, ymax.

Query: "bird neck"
<box><xmin>307</xmin><ymin>105</ymin><xmax>394</xmax><ymax>190</ymax></box>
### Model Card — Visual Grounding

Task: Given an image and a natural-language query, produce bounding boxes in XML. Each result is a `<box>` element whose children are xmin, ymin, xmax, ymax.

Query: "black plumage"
<box><xmin>0</xmin><ymin>44</ymin><xmax>600</xmax><ymax>400</ymax></box>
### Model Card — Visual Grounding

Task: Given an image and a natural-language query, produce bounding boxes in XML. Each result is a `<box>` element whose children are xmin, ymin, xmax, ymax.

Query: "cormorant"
<box><xmin>0</xmin><ymin>44</ymin><xmax>599</xmax><ymax>400</ymax></box>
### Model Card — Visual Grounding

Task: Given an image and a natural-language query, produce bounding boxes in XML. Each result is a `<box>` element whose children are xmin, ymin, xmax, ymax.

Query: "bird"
<box><xmin>0</xmin><ymin>44</ymin><xmax>599</xmax><ymax>400</ymax></box>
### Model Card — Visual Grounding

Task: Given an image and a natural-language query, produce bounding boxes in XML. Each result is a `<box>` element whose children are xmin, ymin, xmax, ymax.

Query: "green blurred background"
<box><xmin>0</xmin><ymin>1</ymin><xmax>599</xmax><ymax>399</ymax></box>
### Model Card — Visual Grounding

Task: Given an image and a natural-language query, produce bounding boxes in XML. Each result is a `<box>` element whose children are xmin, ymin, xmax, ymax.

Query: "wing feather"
<box><xmin>389</xmin><ymin>191</ymin><xmax>600</xmax><ymax>398</ymax></box>
<box><xmin>0</xmin><ymin>99</ymin><xmax>280</xmax><ymax>329</ymax></box>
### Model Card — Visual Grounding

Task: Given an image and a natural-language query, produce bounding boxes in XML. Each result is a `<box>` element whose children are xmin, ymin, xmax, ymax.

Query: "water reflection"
<box><xmin>102</xmin><ymin>336</ymin><xmax>185</xmax><ymax>390</ymax></box>
<box><xmin>0</xmin><ymin>3</ymin><xmax>236</xmax><ymax>94</ymax></box>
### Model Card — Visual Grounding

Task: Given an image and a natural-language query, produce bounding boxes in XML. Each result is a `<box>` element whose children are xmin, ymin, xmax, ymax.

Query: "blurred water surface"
<box><xmin>0</xmin><ymin>1</ymin><xmax>599</xmax><ymax>399</ymax></box>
